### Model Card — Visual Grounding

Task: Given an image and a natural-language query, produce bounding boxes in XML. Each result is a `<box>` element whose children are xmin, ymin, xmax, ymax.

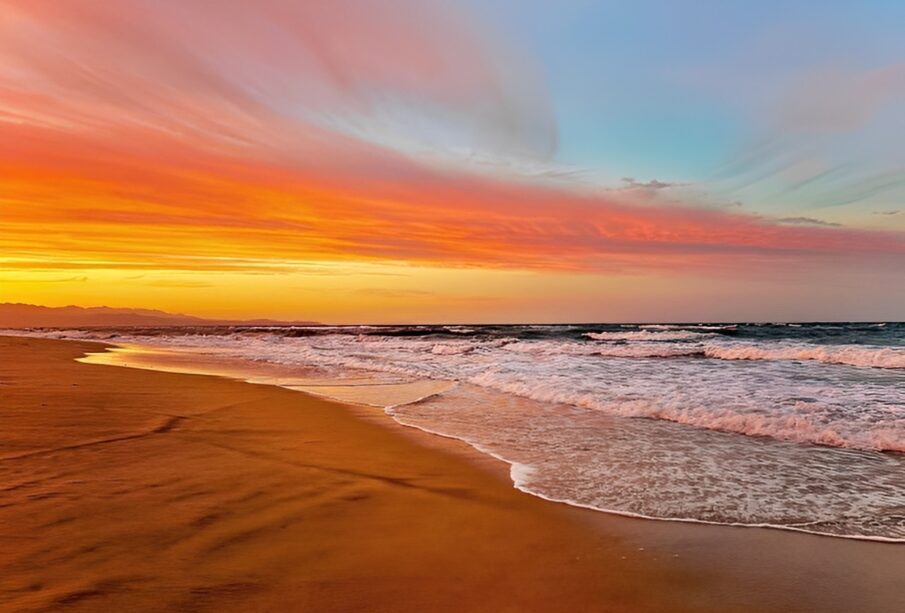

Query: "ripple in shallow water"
<box><xmin>393</xmin><ymin>385</ymin><xmax>905</xmax><ymax>541</ymax></box>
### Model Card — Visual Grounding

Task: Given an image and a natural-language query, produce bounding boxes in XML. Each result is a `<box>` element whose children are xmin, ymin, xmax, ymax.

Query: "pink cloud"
<box><xmin>0</xmin><ymin>0</ymin><xmax>903</xmax><ymax>276</ymax></box>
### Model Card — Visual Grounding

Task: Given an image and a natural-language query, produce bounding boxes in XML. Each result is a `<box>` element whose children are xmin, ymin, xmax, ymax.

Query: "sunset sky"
<box><xmin>2</xmin><ymin>0</ymin><xmax>904</xmax><ymax>323</ymax></box>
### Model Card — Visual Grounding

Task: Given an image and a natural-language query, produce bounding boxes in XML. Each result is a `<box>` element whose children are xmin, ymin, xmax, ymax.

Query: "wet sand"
<box><xmin>0</xmin><ymin>336</ymin><xmax>902</xmax><ymax>612</ymax></box>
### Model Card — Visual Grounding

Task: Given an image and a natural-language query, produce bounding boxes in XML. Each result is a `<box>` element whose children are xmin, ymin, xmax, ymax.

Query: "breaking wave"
<box><xmin>584</xmin><ymin>330</ymin><xmax>706</xmax><ymax>341</ymax></box>
<box><xmin>700</xmin><ymin>342</ymin><xmax>905</xmax><ymax>369</ymax></box>
<box><xmin>466</xmin><ymin>369</ymin><xmax>904</xmax><ymax>452</ymax></box>
<box><xmin>579</xmin><ymin>338</ymin><xmax>905</xmax><ymax>369</ymax></box>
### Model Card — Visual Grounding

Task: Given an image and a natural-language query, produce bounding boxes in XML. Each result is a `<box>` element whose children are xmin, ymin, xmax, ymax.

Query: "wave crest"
<box><xmin>585</xmin><ymin>330</ymin><xmax>706</xmax><ymax>341</ymax></box>
<box><xmin>702</xmin><ymin>343</ymin><xmax>905</xmax><ymax>369</ymax></box>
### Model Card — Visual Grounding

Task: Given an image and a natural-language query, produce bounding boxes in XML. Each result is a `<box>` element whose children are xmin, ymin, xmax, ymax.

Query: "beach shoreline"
<box><xmin>1</xmin><ymin>335</ymin><xmax>902</xmax><ymax>612</ymax></box>
<box><xmin>66</xmin><ymin>337</ymin><xmax>905</xmax><ymax>542</ymax></box>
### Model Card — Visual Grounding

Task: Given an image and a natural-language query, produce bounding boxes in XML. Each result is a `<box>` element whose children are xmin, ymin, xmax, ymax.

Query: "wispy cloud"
<box><xmin>142</xmin><ymin>279</ymin><xmax>214</xmax><ymax>289</ymax></box>
<box><xmin>712</xmin><ymin>63</ymin><xmax>905</xmax><ymax>210</ymax></box>
<box><xmin>619</xmin><ymin>178</ymin><xmax>685</xmax><ymax>191</ymax></box>
<box><xmin>776</xmin><ymin>217</ymin><xmax>841</xmax><ymax>228</ymax></box>
<box><xmin>0</xmin><ymin>0</ymin><xmax>903</xmax><ymax>282</ymax></box>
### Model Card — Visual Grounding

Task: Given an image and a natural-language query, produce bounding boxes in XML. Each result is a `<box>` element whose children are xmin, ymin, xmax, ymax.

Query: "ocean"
<box><xmin>21</xmin><ymin>322</ymin><xmax>905</xmax><ymax>541</ymax></box>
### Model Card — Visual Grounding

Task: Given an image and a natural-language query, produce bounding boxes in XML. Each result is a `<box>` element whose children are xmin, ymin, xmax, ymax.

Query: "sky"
<box><xmin>1</xmin><ymin>0</ymin><xmax>904</xmax><ymax>323</ymax></box>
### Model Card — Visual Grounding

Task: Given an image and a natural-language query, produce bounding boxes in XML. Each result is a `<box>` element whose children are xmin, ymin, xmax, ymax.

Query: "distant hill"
<box><xmin>0</xmin><ymin>303</ymin><xmax>318</xmax><ymax>328</ymax></box>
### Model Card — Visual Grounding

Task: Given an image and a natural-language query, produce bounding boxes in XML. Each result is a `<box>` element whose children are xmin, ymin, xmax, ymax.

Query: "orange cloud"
<box><xmin>1</xmin><ymin>0</ymin><xmax>903</xmax><ymax>282</ymax></box>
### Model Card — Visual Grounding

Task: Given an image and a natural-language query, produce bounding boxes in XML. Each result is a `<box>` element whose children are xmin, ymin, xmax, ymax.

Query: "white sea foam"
<box><xmin>393</xmin><ymin>385</ymin><xmax>905</xmax><ymax>541</ymax></box>
<box><xmin>585</xmin><ymin>330</ymin><xmax>706</xmax><ymax>341</ymax></box>
<box><xmin>701</xmin><ymin>342</ymin><xmax>905</xmax><ymax>369</ymax></box>
<box><xmin>536</xmin><ymin>335</ymin><xmax>905</xmax><ymax>369</ymax></box>
<box><xmin>638</xmin><ymin>324</ymin><xmax>737</xmax><ymax>331</ymax></box>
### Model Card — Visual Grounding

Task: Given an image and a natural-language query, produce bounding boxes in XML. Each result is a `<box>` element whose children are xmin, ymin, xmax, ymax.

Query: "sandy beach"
<box><xmin>1</xmin><ymin>335</ymin><xmax>902</xmax><ymax>612</ymax></box>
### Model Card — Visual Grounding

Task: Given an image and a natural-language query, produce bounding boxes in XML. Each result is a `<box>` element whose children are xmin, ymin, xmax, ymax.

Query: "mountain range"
<box><xmin>0</xmin><ymin>303</ymin><xmax>318</xmax><ymax>328</ymax></box>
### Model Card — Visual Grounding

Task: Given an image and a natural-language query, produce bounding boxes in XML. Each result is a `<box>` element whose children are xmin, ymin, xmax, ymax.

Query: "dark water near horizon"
<box><xmin>16</xmin><ymin>322</ymin><xmax>905</xmax><ymax>541</ymax></box>
<box><xmin>38</xmin><ymin>320</ymin><xmax>905</xmax><ymax>344</ymax></box>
